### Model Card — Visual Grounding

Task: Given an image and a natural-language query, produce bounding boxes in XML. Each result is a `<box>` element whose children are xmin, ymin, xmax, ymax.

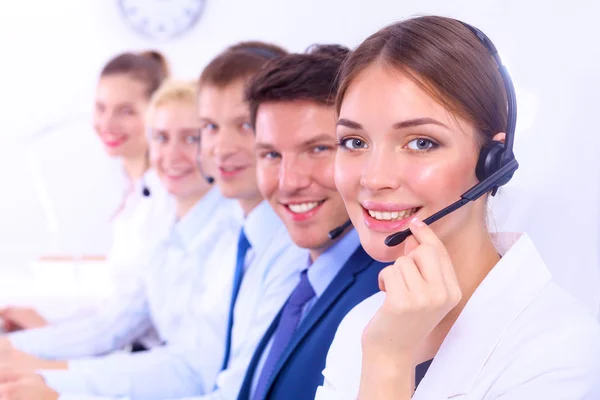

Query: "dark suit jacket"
<box><xmin>237</xmin><ymin>245</ymin><xmax>386</xmax><ymax>400</ymax></box>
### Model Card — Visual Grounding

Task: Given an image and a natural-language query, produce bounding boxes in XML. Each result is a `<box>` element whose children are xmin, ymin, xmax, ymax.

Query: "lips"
<box><xmin>102</xmin><ymin>136</ymin><xmax>126</xmax><ymax>148</ymax></box>
<box><xmin>218</xmin><ymin>165</ymin><xmax>247</xmax><ymax>178</ymax></box>
<box><xmin>361</xmin><ymin>203</ymin><xmax>422</xmax><ymax>233</ymax></box>
<box><xmin>164</xmin><ymin>170</ymin><xmax>192</xmax><ymax>180</ymax></box>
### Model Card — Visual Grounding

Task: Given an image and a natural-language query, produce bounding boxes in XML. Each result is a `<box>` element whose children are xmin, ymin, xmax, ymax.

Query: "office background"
<box><xmin>0</xmin><ymin>0</ymin><xmax>598</xmax><ymax>312</ymax></box>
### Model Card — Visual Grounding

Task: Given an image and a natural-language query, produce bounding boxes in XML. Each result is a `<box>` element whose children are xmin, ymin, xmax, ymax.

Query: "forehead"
<box><xmin>96</xmin><ymin>74</ymin><xmax>147</xmax><ymax>103</ymax></box>
<box><xmin>151</xmin><ymin>102</ymin><xmax>199</xmax><ymax>128</ymax></box>
<box><xmin>255</xmin><ymin>101</ymin><xmax>337</xmax><ymax>147</ymax></box>
<box><xmin>340</xmin><ymin>64</ymin><xmax>457</xmax><ymax>130</ymax></box>
<box><xmin>197</xmin><ymin>80</ymin><xmax>248</xmax><ymax>118</ymax></box>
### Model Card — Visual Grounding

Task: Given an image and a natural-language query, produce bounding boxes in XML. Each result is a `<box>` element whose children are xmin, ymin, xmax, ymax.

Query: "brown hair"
<box><xmin>198</xmin><ymin>41</ymin><xmax>287</xmax><ymax>88</ymax></box>
<box><xmin>101</xmin><ymin>50</ymin><xmax>170</xmax><ymax>98</ymax></box>
<box><xmin>246</xmin><ymin>44</ymin><xmax>350</xmax><ymax>129</ymax></box>
<box><xmin>337</xmin><ymin>16</ymin><xmax>508</xmax><ymax>146</ymax></box>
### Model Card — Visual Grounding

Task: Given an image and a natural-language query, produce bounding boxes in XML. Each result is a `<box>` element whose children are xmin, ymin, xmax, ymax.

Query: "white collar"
<box><xmin>414</xmin><ymin>233</ymin><xmax>552</xmax><ymax>399</ymax></box>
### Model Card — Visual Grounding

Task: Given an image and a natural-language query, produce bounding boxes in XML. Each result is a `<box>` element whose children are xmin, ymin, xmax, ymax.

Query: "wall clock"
<box><xmin>118</xmin><ymin>0</ymin><xmax>206</xmax><ymax>41</ymax></box>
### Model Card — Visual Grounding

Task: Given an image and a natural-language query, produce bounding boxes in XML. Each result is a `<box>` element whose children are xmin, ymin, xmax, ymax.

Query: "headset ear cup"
<box><xmin>476</xmin><ymin>141</ymin><xmax>505</xmax><ymax>181</ymax></box>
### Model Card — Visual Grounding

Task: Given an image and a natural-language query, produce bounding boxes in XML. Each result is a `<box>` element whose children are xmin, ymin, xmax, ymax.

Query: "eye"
<box><xmin>202</xmin><ymin>123</ymin><xmax>218</xmax><ymax>133</ymax></box>
<box><xmin>119</xmin><ymin>107</ymin><xmax>135</xmax><ymax>116</ymax></box>
<box><xmin>153</xmin><ymin>133</ymin><xmax>167</xmax><ymax>143</ymax></box>
<box><xmin>241</xmin><ymin>122</ymin><xmax>253</xmax><ymax>132</ymax></box>
<box><xmin>186</xmin><ymin>135</ymin><xmax>200</xmax><ymax>144</ymax></box>
<box><xmin>339</xmin><ymin>138</ymin><xmax>368</xmax><ymax>150</ymax></box>
<box><xmin>312</xmin><ymin>145</ymin><xmax>330</xmax><ymax>153</ymax></box>
<box><xmin>406</xmin><ymin>138</ymin><xmax>438</xmax><ymax>151</ymax></box>
<box><xmin>262</xmin><ymin>151</ymin><xmax>281</xmax><ymax>160</ymax></box>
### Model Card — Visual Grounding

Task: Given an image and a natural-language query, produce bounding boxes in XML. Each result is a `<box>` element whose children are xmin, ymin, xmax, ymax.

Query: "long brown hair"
<box><xmin>101</xmin><ymin>50</ymin><xmax>170</xmax><ymax>98</ymax></box>
<box><xmin>337</xmin><ymin>16</ymin><xmax>508</xmax><ymax>146</ymax></box>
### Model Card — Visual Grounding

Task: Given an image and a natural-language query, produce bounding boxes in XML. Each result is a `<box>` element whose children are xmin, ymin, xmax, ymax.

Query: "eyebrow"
<box><xmin>254</xmin><ymin>142</ymin><xmax>274</xmax><ymax>151</ymax></box>
<box><xmin>337</xmin><ymin>117</ymin><xmax>448</xmax><ymax>130</ymax></box>
<box><xmin>303</xmin><ymin>133</ymin><xmax>337</xmax><ymax>146</ymax></box>
<box><xmin>254</xmin><ymin>133</ymin><xmax>336</xmax><ymax>152</ymax></box>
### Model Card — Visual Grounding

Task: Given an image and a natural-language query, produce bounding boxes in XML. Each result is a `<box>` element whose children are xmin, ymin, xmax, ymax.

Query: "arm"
<box><xmin>7</xmin><ymin>276</ymin><xmax>151</xmax><ymax>360</ymax></box>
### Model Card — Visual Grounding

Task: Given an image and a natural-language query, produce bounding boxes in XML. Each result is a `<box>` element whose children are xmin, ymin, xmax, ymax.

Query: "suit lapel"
<box><xmin>263</xmin><ymin>246</ymin><xmax>375</xmax><ymax>395</ymax></box>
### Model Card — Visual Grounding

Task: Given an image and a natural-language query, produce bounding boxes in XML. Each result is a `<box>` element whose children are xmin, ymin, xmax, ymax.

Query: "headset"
<box><xmin>384</xmin><ymin>20</ymin><xmax>519</xmax><ymax>246</ymax></box>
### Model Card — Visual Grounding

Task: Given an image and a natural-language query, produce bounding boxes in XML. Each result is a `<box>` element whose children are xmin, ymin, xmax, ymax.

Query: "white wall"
<box><xmin>0</xmin><ymin>0</ymin><xmax>598</xmax><ymax>309</ymax></box>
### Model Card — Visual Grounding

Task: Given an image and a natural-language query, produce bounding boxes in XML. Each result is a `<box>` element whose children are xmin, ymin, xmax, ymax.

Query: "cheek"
<box><xmin>148</xmin><ymin>147</ymin><xmax>161</xmax><ymax>167</ymax></box>
<box><xmin>406</xmin><ymin>155</ymin><xmax>477</xmax><ymax>205</ymax></box>
<box><xmin>334</xmin><ymin>155</ymin><xmax>360</xmax><ymax>203</ymax></box>
<box><xmin>256</xmin><ymin>163</ymin><xmax>278</xmax><ymax>199</ymax></box>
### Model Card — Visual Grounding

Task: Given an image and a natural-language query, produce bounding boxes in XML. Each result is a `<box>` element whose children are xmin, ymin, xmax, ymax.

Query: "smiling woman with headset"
<box><xmin>316</xmin><ymin>16</ymin><xmax>600</xmax><ymax>399</ymax></box>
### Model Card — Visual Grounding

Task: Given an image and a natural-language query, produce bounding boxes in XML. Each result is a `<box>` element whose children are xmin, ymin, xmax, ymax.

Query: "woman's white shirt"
<box><xmin>107</xmin><ymin>168</ymin><xmax>175</xmax><ymax>287</ymax></box>
<box><xmin>316</xmin><ymin>233</ymin><xmax>600</xmax><ymax>400</ymax></box>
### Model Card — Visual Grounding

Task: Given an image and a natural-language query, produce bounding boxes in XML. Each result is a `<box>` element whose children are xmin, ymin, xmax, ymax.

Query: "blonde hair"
<box><xmin>146</xmin><ymin>79</ymin><xmax>198</xmax><ymax>135</ymax></box>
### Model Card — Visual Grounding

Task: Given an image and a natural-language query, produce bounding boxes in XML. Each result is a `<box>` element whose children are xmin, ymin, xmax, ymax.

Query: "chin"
<box><xmin>365</xmin><ymin>242</ymin><xmax>404</xmax><ymax>263</ymax></box>
<box><xmin>356</xmin><ymin>231</ymin><xmax>405</xmax><ymax>264</ymax></box>
<box><xmin>289</xmin><ymin>230</ymin><xmax>328</xmax><ymax>252</ymax></box>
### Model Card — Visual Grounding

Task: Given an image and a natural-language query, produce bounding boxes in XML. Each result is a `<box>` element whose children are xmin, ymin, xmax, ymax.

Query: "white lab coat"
<box><xmin>316</xmin><ymin>233</ymin><xmax>600</xmax><ymax>399</ymax></box>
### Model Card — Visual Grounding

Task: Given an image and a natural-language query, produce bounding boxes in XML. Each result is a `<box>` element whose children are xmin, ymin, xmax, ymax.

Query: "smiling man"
<box><xmin>236</xmin><ymin>45</ymin><xmax>387</xmax><ymax>400</ymax></box>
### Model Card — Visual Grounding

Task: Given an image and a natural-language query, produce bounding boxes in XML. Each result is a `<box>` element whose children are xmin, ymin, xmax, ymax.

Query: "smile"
<box><xmin>287</xmin><ymin>201</ymin><xmax>324</xmax><ymax>214</ymax></box>
<box><xmin>366</xmin><ymin>208</ymin><xmax>419</xmax><ymax>221</ymax></box>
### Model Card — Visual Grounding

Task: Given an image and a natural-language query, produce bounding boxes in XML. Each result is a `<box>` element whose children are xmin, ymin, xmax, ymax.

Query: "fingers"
<box><xmin>0</xmin><ymin>368</ymin><xmax>24</xmax><ymax>384</ymax></box>
<box><xmin>407</xmin><ymin>218</ymin><xmax>459</xmax><ymax>289</ymax></box>
<box><xmin>408</xmin><ymin>218</ymin><xmax>450</xmax><ymax>263</ymax></box>
<box><xmin>378</xmin><ymin>264</ymin><xmax>408</xmax><ymax>296</ymax></box>
<box><xmin>403</xmin><ymin>235</ymin><xmax>419</xmax><ymax>256</ymax></box>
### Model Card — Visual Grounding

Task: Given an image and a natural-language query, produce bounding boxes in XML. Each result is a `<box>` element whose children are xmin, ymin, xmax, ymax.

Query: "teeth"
<box><xmin>288</xmin><ymin>202</ymin><xmax>321</xmax><ymax>214</ymax></box>
<box><xmin>368</xmin><ymin>208</ymin><xmax>418</xmax><ymax>221</ymax></box>
<box><xmin>222</xmin><ymin>166</ymin><xmax>240</xmax><ymax>172</ymax></box>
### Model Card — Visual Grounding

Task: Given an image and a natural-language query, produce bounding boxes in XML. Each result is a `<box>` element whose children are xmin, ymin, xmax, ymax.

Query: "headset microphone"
<box><xmin>142</xmin><ymin>186</ymin><xmax>151</xmax><ymax>197</ymax></box>
<box><xmin>384</xmin><ymin>20</ymin><xmax>519</xmax><ymax>247</ymax></box>
<box><xmin>204</xmin><ymin>175</ymin><xmax>215</xmax><ymax>184</ymax></box>
<box><xmin>328</xmin><ymin>220</ymin><xmax>353</xmax><ymax>240</ymax></box>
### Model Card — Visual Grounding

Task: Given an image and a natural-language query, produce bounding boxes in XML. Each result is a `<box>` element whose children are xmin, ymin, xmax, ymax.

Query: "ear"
<box><xmin>493</xmin><ymin>132</ymin><xmax>506</xmax><ymax>144</ymax></box>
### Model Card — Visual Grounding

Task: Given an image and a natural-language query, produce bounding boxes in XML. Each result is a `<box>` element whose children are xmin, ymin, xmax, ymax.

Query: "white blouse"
<box><xmin>316</xmin><ymin>233</ymin><xmax>600</xmax><ymax>400</ymax></box>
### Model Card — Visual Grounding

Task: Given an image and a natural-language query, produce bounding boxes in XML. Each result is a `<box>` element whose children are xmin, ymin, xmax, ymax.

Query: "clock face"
<box><xmin>118</xmin><ymin>0</ymin><xmax>206</xmax><ymax>41</ymax></box>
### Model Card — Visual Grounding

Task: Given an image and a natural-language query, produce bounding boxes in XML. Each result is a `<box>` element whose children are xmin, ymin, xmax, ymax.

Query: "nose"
<box><xmin>279</xmin><ymin>155</ymin><xmax>311</xmax><ymax>194</ymax></box>
<box><xmin>163</xmin><ymin>140</ymin><xmax>186</xmax><ymax>163</ymax></box>
<box><xmin>210</xmin><ymin>128</ymin><xmax>238</xmax><ymax>160</ymax></box>
<box><xmin>360</xmin><ymin>146</ymin><xmax>403</xmax><ymax>192</ymax></box>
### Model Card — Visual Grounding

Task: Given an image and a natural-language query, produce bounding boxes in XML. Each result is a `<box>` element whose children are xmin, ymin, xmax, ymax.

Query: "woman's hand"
<box><xmin>0</xmin><ymin>369</ymin><xmax>59</xmax><ymax>400</ymax></box>
<box><xmin>0</xmin><ymin>308</ymin><xmax>47</xmax><ymax>332</ymax></box>
<box><xmin>358</xmin><ymin>217</ymin><xmax>462</xmax><ymax>399</ymax></box>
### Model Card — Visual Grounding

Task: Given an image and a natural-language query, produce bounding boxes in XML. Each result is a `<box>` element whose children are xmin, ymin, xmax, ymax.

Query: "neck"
<box><xmin>175</xmin><ymin>188</ymin><xmax>211</xmax><ymax>220</ymax></box>
<box><xmin>238</xmin><ymin>195</ymin><xmax>264</xmax><ymax>218</ymax></box>
<box><xmin>308</xmin><ymin>227</ymin><xmax>350</xmax><ymax>262</ymax></box>
<box><xmin>122</xmin><ymin>154</ymin><xmax>148</xmax><ymax>182</ymax></box>
<box><xmin>418</xmin><ymin>217</ymin><xmax>500</xmax><ymax>363</ymax></box>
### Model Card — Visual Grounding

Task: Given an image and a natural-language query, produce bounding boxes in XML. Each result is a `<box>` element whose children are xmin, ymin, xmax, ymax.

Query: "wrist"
<box><xmin>41</xmin><ymin>360</ymin><xmax>69</xmax><ymax>370</ymax></box>
<box><xmin>359</xmin><ymin>352</ymin><xmax>414</xmax><ymax>400</ymax></box>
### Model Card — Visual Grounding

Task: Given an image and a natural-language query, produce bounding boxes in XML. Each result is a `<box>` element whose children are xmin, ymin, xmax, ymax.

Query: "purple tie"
<box><xmin>252</xmin><ymin>269</ymin><xmax>315</xmax><ymax>400</ymax></box>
